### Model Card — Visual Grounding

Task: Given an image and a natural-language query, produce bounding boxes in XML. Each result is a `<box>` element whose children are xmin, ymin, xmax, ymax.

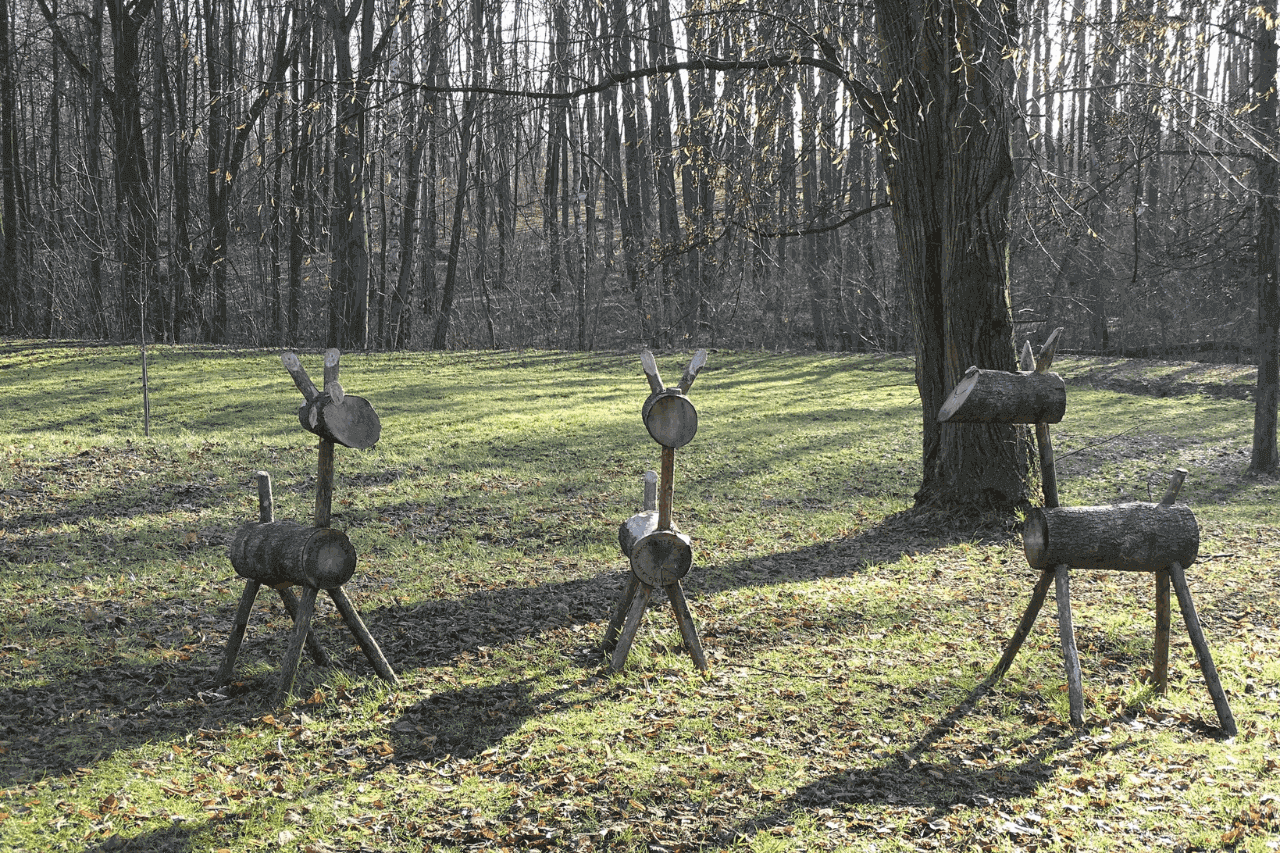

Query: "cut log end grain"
<box><xmin>618</xmin><ymin>511</ymin><xmax>692</xmax><ymax>587</ymax></box>
<box><xmin>642</xmin><ymin>391</ymin><xmax>698</xmax><ymax>448</ymax></box>
<box><xmin>938</xmin><ymin>368</ymin><xmax>1066</xmax><ymax>424</ymax></box>
<box><xmin>630</xmin><ymin>530</ymin><xmax>693</xmax><ymax>588</ymax></box>
<box><xmin>1023</xmin><ymin>503</ymin><xmax>1198</xmax><ymax>572</ymax></box>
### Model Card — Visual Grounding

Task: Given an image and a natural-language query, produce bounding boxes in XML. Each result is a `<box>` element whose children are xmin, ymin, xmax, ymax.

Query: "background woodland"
<box><xmin>0</xmin><ymin>0</ymin><xmax>1270</xmax><ymax>356</ymax></box>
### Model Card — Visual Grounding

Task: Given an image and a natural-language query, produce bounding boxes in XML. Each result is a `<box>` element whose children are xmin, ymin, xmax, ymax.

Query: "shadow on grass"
<box><xmin>0</xmin><ymin>505</ymin><xmax>1014</xmax><ymax>792</ymax></box>
<box><xmin>83</xmin><ymin>823</ymin><xmax>198</xmax><ymax>853</ymax></box>
<box><xmin>722</xmin><ymin>687</ymin><xmax>1090</xmax><ymax>848</ymax></box>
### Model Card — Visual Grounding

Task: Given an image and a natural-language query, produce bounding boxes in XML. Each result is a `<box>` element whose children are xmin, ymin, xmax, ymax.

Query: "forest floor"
<box><xmin>0</xmin><ymin>343</ymin><xmax>1277</xmax><ymax>853</ymax></box>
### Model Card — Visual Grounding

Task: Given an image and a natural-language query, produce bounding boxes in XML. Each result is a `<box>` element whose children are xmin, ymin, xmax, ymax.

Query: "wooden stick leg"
<box><xmin>274</xmin><ymin>585</ymin><xmax>318</xmax><ymax>704</ymax></box>
<box><xmin>315</xmin><ymin>438</ymin><xmax>335</xmax><ymax>528</ymax></box>
<box><xmin>327</xmin><ymin>587</ymin><xmax>398</xmax><ymax>684</ymax></box>
<box><xmin>1168</xmin><ymin>561</ymin><xmax>1237</xmax><ymax>737</ymax></box>
<box><xmin>1154</xmin><ymin>568</ymin><xmax>1170</xmax><ymax>694</ymax></box>
<box><xmin>1055</xmin><ymin>565</ymin><xmax>1085</xmax><ymax>726</ymax></box>
<box><xmin>603</xmin><ymin>574</ymin><xmax>641</xmax><ymax>654</ymax></box>
<box><xmin>610</xmin><ymin>583</ymin><xmax>654</xmax><ymax>673</ymax></box>
<box><xmin>666</xmin><ymin>582</ymin><xmax>707</xmax><ymax>671</ymax></box>
<box><xmin>985</xmin><ymin>569</ymin><xmax>1053</xmax><ymax>687</ymax></box>
<box><xmin>216</xmin><ymin>579</ymin><xmax>261</xmax><ymax>685</ymax></box>
<box><xmin>277</xmin><ymin>586</ymin><xmax>332</xmax><ymax>667</ymax></box>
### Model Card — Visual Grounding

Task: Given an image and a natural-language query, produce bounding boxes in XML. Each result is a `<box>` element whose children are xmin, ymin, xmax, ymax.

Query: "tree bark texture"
<box><xmin>297</xmin><ymin>392</ymin><xmax>381</xmax><ymax>449</ymax></box>
<box><xmin>230</xmin><ymin>520</ymin><xmax>357</xmax><ymax>590</ymax></box>
<box><xmin>869</xmin><ymin>0</ymin><xmax>1027</xmax><ymax>508</ymax></box>
<box><xmin>1252</xmin><ymin>0</ymin><xmax>1280</xmax><ymax>474</ymax></box>
<box><xmin>938</xmin><ymin>367</ymin><xmax>1066</xmax><ymax>424</ymax></box>
<box><xmin>1023</xmin><ymin>503</ymin><xmax>1199</xmax><ymax>573</ymax></box>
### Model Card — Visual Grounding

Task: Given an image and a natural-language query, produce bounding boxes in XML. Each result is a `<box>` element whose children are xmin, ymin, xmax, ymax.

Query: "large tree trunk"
<box><xmin>867</xmin><ymin>0</ymin><xmax>1027</xmax><ymax>509</ymax></box>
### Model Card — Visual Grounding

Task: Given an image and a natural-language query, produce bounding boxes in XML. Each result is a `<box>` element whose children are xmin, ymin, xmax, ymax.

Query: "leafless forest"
<box><xmin>0</xmin><ymin>0</ymin><xmax>1271</xmax><ymax>354</ymax></box>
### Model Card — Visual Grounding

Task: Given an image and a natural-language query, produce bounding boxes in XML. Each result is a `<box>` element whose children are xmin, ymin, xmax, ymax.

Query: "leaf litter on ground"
<box><xmin>0</xmin><ymin>343</ymin><xmax>1277</xmax><ymax>851</ymax></box>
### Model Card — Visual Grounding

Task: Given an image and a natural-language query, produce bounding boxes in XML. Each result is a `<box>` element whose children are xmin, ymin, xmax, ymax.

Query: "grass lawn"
<box><xmin>0</xmin><ymin>341</ymin><xmax>1278</xmax><ymax>852</ymax></box>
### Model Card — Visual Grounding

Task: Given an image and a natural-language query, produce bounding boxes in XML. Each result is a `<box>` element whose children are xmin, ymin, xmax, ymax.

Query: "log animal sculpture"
<box><xmin>216</xmin><ymin>350</ymin><xmax>397</xmax><ymax>703</ymax></box>
<box><xmin>940</xmin><ymin>330</ymin><xmax>1235</xmax><ymax>735</ymax></box>
<box><xmin>603</xmin><ymin>350</ymin><xmax>709</xmax><ymax>672</ymax></box>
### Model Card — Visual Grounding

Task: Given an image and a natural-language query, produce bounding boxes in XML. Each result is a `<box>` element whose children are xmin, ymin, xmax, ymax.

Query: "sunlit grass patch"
<box><xmin>0</xmin><ymin>341</ymin><xmax>1277</xmax><ymax>852</ymax></box>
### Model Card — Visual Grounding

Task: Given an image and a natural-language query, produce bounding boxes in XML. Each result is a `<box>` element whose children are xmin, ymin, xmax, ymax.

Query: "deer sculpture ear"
<box><xmin>677</xmin><ymin>349</ymin><xmax>707</xmax><ymax>394</ymax></box>
<box><xmin>640</xmin><ymin>349</ymin><xmax>664</xmax><ymax>394</ymax></box>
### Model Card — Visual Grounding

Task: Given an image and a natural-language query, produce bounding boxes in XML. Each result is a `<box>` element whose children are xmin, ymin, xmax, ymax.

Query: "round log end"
<box><xmin>642</xmin><ymin>391</ymin><xmax>698</xmax><ymax>448</ymax></box>
<box><xmin>1022</xmin><ymin>509</ymin><xmax>1051</xmax><ymax>569</ymax></box>
<box><xmin>937</xmin><ymin>370</ymin><xmax>980</xmax><ymax>423</ymax></box>
<box><xmin>630</xmin><ymin>530</ymin><xmax>693</xmax><ymax>587</ymax></box>
<box><xmin>303</xmin><ymin>527</ymin><xmax>357</xmax><ymax>589</ymax></box>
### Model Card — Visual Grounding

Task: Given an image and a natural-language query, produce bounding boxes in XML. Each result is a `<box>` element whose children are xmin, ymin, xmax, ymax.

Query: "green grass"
<box><xmin>1</xmin><ymin>341</ymin><xmax>1278</xmax><ymax>852</ymax></box>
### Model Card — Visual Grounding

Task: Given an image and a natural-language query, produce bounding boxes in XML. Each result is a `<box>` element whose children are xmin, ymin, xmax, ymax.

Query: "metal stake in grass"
<box><xmin>604</xmin><ymin>349</ymin><xmax>709</xmax><ymax>673</ymax></box>
<box><xmin>216</xmin><ymin>349</ymin><xmax>398</xmax><ymax>704</ymax></box>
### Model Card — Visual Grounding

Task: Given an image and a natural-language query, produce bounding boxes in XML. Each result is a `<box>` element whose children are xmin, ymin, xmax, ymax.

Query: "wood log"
<box><xmin>328</xmin><ymin>587</ymin><xmax>398</xmax><ymax>684</ymax></box>
<box><xmin>937</xmin><ymin>367</ymin><xmax>1066</xmax><ymax>424</ymax></box>
<box><xmin>631</xmin><ymin>531</ymin><xmax>693</xmax><ymax>588</ymax></box>
<box><xmin>619</xmin><ymin>510</ymin><xmax>693</xmax><ymax>585</ymax></box>
<box><xmin>315</xmin><ymin>439</ymin><xmax>335</xmax><ymax>527</ymax></box>
<box><xmin>276</xmin><ymin>585</ymin><xmax>331</xmax><ymax>666</ymax></box>
<box><xmin>666</xmin><ymin>581</ymin><xmax>708</xmax><ymax>670</ymax></box>
<box><xmin>1023</xmin><ymin>503</ymin><xmax>1198</xmax><ymax>572</ymax></box>
<box><xmin>281</xmin><ymin>351</ymin><xmax>320</xmax><ymax>401</ymax></box>
<box><xmin>297</xmin><ymin>392</ymin><xmax>381</xmax><ymax>449</ymax></box>
<box><xmin>610</xmin><ymin>581</ymin><xmax>654</xmax><ymax>672</ymax></box>
<box><xmin>230</xmin><ymin>520</ymin><xmax>357</xmax><ymax>590</ymax></box>
<box><xmin>676</xmin><ymin>349</ymin><xmax>708</xmax><ymax>393</ymax></box>
<box><xmin>216</xmin><ymin>579</ymin><xmax>261</xmax><ymax>686</ymax></box>
<box><xmin>619</xmin><ymin>509</ymin><xmax>663</xmax><ymax>557</ymax></box>
<box><xmin>1154</xmin><ymin>568</ymin><xmax>1170</xmax><ymax>693</ymax></box>
<box><xmin>643</xmin><ymin>469</ymin><xmax>658</xmax><ymax>512</ymax></box>
<box><xmin>603</xmin><ymin>573</ymin><xmax>642</xmax><ymax>654</ymax></box>
<box><xmin>658</xmin><ymin>446</ymin><xmax>675</xmax><ymax>530</ymax></box>
<box><xmin>642</xmin><ymin>390</ymin><xmax>698</xmax><ymax>448</ymax></box>
<box><xmin>640</xmin><ymin>350</ymin><xmax>665</xmax><ymax>395</ymax></box>
<box><xmin>274</xmin><ymin>585</ymin><xmax>318</xmax><ymax>704</ymax></box>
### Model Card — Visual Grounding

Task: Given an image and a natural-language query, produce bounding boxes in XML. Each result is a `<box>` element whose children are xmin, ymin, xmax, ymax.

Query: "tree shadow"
<box><xmin>351</xmin><ymin>503</ymin><xmax>1018</xmax><ymax>675</ymax></box>
<box><xmin>83</xmin><ymin>822</ymin><xmax>197</xmax><ymax>852</ymax></box>
<box><xmin>719</xmin><ymin>683</ymin><xmax>1092</xmax><ymax>848</ymax></box>
<box><xmin>0</xmin><ymin>504</ymin><xmax>1013</xmax><ymax>792</ymax></box>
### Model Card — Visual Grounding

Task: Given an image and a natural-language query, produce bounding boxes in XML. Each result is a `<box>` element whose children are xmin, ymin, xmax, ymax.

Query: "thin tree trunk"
<box><xmin>0</xmin><ymin>0</ymin><xmax>19</xmax><ymax>332</ymax></box>
<box><xmin>1251</xmin><ymin>0</ymin><xmax>1280</xmax><ymax>473</ymax></box>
